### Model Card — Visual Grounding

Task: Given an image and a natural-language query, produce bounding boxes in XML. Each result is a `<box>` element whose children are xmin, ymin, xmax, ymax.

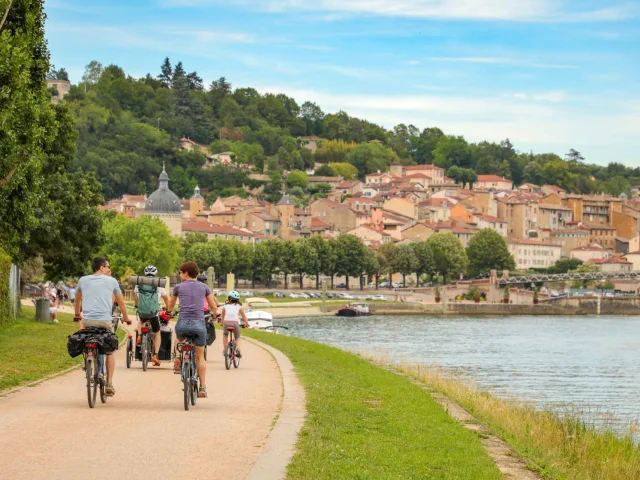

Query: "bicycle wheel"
<box><xmin>141</xmin><ymin>334</ymin><xmax>148</xmax><ymax>371</ymax></box>
<box><xmin>99</xmin><ymin>358</ymin><xmax>107</xmax><ymax>404</ymax></box>
<box><xmin>183</xmin><ymin>359</ymin><xmax>191</xmax><ymax>411</ymax></box>
<box><xmin>126</xmin><ymin>338</ymin><xmax>132</xmax><ymax>369</ymax></box>
<box><xmin>225</xmin><ymin>343</ymin><xmax>232</xmax><ymax>370</ymax></box>
<box><xmin>233</xmin><ymin>345</ymin><xmax>240</xmax><ymax>369</ymax></box>
<box><xmin>86</xmin><ymin>355</ymin><xmax>97</xmax><ymax>408</ymax></box>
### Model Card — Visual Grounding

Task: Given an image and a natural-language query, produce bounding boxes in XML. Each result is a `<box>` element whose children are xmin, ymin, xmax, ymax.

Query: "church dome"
<box><xmin>145</xmin><ymin>165</ymin><xmax>182</xmax><ymax>214</ymax></box>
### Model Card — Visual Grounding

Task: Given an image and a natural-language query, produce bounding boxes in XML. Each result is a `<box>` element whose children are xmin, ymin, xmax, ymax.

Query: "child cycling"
<box><xmin>220</xmin><ymin>291</ymin><xmax>249</xmax><ymax>358</ymax></box>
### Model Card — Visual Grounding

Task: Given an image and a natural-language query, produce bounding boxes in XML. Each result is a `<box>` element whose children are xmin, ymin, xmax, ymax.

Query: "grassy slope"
<box><xmin>0</xmin><ymin>307</ymin><xmax>124</xmax><ymax>392</ymax></box>
<box><xmin>245</xmin><ymin>329</ymin><xmax>502</xmax><ymax>480</ymax></box>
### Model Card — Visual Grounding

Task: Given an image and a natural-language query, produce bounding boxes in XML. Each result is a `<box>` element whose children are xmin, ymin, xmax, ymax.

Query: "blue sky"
<box><xmin>46</xmin><ymin>0</ymin><xmax>640</xmax><ymax>165</ymax></box>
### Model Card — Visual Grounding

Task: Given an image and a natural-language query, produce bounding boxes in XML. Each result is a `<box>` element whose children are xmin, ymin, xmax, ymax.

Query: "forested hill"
<box><xmin>62</xmin><ymin>59</ymin><xmax>639</xmax><ymax>202</ymax></box>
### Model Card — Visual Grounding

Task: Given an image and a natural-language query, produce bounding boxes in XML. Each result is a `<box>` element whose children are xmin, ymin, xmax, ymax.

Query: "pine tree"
<box><xmin>172</xmin><ymin>61</ymin><xmax>186</xmax><ymax>84</ymax></box>
<box><xmin>186</xmin><ymin>71</ymin><xmax>203</xmax><ymax>91</ymax></box>
<box><xmin>158</xmin><ymin>57</ymin><xmax>172</xmax><ymax>87</ymax></box>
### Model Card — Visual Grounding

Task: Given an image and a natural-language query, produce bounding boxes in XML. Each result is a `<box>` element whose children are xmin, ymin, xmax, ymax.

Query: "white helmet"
<box><xmin>143</xmin><ymin>265</ymin><xmax>158</xmax><ymax>277</ymax></box>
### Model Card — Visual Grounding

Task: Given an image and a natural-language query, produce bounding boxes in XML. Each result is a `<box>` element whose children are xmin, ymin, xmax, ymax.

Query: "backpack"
<box><xmin>138</xmin><ymin>284</ymin><xmax>159</xmax><ymax>319</ymax></box>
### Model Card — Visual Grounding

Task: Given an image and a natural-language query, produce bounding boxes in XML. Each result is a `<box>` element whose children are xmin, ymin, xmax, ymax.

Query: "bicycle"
<box><xmin>224</xmin><ymin>325</ymin><xmax>240</xmax><ymax>370</ymax></box>
<box><xmin>176</xmin><ymin>333</ymin><xmax>199</xmax><ymax>411</ymax></box>
<box><xmin>84</xmin><ymin>313</ymin><xmax>120</xmax><ymax>408</ymax></box>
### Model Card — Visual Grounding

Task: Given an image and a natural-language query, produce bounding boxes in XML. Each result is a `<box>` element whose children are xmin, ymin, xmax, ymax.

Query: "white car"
<box><xmin>371</xmin><ymin>294</ymin><xmax>387</xmax><ymax>301</ymax></box>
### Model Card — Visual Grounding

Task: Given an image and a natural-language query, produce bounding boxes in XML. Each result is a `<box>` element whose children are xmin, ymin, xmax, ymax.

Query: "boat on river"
<box><xmin>244</xmin><ymin>297</ymin><xmax>275</xmax><ymax>331</ymax></box>
<box><xmin>336</xmin><ymin>303</ymin><xmax>371</xmax><ymax>317</ymax></box>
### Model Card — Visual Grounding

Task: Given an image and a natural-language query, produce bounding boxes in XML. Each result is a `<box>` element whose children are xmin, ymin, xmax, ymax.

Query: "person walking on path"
<box><xmin>74</xmin><ymin>257</ymin><xmax>132</xmax><ymax>396</ymax></box>
<box><xmin>167</xmin><ymin>262</ymin><xmax>219</xmax><ymax>398</ymax></box>
<box><xmin>69</xmin><ymin>285</ymin><xmax>76</xmax><ymax>305</ymax></box>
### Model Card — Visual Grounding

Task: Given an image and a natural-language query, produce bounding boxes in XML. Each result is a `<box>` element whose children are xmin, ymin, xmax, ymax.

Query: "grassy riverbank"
<box><xmin>244</xmin><ymin>329</ymin><xmax>502</xmax><ymax>479</ymax></box>
<box><xmin>395</xmin><ymin>362</ymin><xmax>640</xmax><ymax>480</ymax></box>
<box><xmin>0</xmin><ymin>307</ymin><xmax>124</xmax><ymax>392</ymax></box>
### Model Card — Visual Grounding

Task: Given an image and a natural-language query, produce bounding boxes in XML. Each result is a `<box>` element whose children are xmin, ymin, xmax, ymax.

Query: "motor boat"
<box><xmin>244</xmin><ymin>297</ymin><xmax>275</xmax><ymax>331</ymax></box>
<box><xmin>336</xmin><ymin>303</ymin><xmax>371</xmax><ymax>317</ymax></box>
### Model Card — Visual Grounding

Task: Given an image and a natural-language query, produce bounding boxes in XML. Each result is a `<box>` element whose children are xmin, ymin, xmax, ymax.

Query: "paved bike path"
<box><xmin>0</xmin><ymin>323</ymin><xmax>284</xmax><ymax>480</ymax></box>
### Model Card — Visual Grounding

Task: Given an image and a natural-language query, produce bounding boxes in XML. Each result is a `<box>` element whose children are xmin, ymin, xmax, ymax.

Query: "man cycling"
<box><xmin>134</xmin><ymin>265</ymin><xmax>170</xmax><ymax>367</ymax></box>
<box><xmin>74</xmin><ymin>257</ymin><xmax>132</xmax><ymax>396</ymax></box>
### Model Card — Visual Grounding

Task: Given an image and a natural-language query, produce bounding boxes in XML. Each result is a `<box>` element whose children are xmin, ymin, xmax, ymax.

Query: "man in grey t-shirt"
<box><xmin>75</xmin><ymin>257</ymin><xmax>131</xmax><ymax>396</ymax></box>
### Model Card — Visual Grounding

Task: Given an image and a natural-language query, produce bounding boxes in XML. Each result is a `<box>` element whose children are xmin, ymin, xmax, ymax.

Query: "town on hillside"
<box><xmin>102</xmin><ymin>156</ymin><xmax>640</xmax><ymax>283</ymax></box>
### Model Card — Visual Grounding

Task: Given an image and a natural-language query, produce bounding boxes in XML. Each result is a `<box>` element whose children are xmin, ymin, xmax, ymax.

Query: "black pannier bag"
<box><xmin>206</xmin><ymin>320</ymin><xmax>216</xmax><ymax>346</ymax></box>
<box><xmin>67</xmin><ymin>328</ymin><xmax>119</xmax><ymax>357</ymax></box>
<box><xmin>158</xmin><ymin>330</ymin><xmax>173</xmax><ymax>361</ymax></box>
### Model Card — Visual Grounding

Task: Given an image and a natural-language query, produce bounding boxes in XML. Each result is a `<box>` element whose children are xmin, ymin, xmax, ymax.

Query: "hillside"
<box><xmin>60</xmin><ymin>58</ymin><xmax>639</xmax><ymax>202</ymax></box>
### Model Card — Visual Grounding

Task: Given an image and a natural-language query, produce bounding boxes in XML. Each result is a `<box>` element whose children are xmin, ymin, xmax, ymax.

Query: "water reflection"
<box><xmin>279</xmin><ymin>315</ymin><xmax>640</xmax><ymax>437</ymax></box>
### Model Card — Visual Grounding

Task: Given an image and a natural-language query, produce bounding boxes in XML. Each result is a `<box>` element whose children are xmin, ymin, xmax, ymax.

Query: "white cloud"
<box><xmin>158</xmin><ymin>0</ymin><xmax>636</xmax><ymax>22</ymax></box>
<box><xmin>533</xmin><ymin>90</ymin><xmax>566</xmax><ymax>102</ymax></box>
<box><xmin>423</xmin><ymin>57</ymin><xmax>578</xmax><ymax>69</ymax></box>
<box><xmin>317</xmin><ymin>65</ymin><xmax>376</xmax><ymax>80</ymax></box>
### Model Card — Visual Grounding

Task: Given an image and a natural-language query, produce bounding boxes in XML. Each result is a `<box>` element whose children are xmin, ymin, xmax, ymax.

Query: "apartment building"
<box><xmin>538</xmin><ymin>203</ymin><xmax>573</xmax><ymax>230</ymax></box>
<box><xmin>548</xmin><ymin>228</ymin><xmax>590</xmax><ymax>258</ymax></box>
<box><xmin>508</xmin><ymin>238</ymin><xmax>562</xmax><ymax>270</ymax></box>
<box><xmin>474</xmin><ymin>214</ymin><xmax>508</xmax><ymax>237</ymax></box>
<box><xmin>181</xmin><ymin>223</ymin><xmax>256</xmax><ymax>243</ymax></box>
<box><xmin>497</xmin><ymin>198</ymin><xmax>539</xmax><ymax>239</ymax></box>
<box><xmin>587</xmin><ymin>225</ymin><xmax>616</xmax><ymax>251</ymax></box>
<box><xmin>474</xmin><ymin>175</ymin><xmax>512</xmax><ymax>191</ymax></box>
<box><xmin>570</xmin><ymin>244</ymin><xmax>611</xmax><ymax>262</ymax></box>
<box><xmin>309</xmin><ymin>198</ymin><xmax>357</xmax><ymax>232</ymax></box>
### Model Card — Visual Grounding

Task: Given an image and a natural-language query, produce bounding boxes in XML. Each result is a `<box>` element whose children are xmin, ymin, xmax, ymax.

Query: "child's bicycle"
<box><xmin>223</xmin><ymin>325</ymin><xmax>240</xmax><ymax>370</ymax></box>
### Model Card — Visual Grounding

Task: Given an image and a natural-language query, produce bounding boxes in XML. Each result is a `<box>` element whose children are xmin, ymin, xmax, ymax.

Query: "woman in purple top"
<box><xmin>167</xmin><ymin>262</ymin><xmax>219</xmax><ymax>398</ymax></box>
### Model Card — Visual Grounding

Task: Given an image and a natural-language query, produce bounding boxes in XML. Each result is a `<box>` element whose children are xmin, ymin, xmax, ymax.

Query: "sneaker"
<box><xmin>105</xmin><ymin>384</ymin><xmax>115</xmax><ymax>396</ymax></box>
<box><xmin>136</xmin><ymin>336</ymin><xmax>141</xmax><ymax>346</ymax></box>
<box><xmin>198</xmin><ymin>386</ymin><xmax>208</xmax><ymax>398</ymax></box>
<box><xmin>235</xmin><ymin>349</ymin><xmax>242</xmax><ymax>358</ymax></box>
<box><xmin>152</xmin><ymin>354</ymin><xmax>161</xmax><ymax>366</ymax></box>
<box><xmin>173</xmin><ymin>358</ymin><xmax>181</xmax><ymax>374</ymax></box>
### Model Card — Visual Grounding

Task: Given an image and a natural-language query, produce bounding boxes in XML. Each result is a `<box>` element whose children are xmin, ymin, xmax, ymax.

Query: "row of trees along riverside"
<box><xmin>181</xmin><ymin>228</ymin><xmax>516</xmax><ymax>290</ymax></box>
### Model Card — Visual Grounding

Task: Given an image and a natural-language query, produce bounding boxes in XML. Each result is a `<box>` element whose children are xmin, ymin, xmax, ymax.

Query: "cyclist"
<box><xmin>133</xmin><ymin>265</ymin><xmax>170</xmax><ymax>366</ymax></box>
<box><xmin>74</xmin><ymin>257</ymin><xmax>132</xmax><ymax>396</ymax></box>
<box><xmin>167</xmin><ymin>262</ymin><xmax>219</xmax><ymax>398</ymax></box>
<box><xmin>221</xmin><ymin>291</ymin><xmax>249</xmax><ymax>358</ymax></box>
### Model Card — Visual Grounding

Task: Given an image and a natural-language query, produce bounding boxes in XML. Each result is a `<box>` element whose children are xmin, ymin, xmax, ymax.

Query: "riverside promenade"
<box><xmin>1</xmin><ymin>302</ymin><xmax>305</xmax><ymax>480</ymax></box>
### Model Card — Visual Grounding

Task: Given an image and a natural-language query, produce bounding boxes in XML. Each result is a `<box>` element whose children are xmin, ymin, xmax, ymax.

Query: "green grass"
<box><xmin>0</xmin><ymin>307</ymin><xmax>125</xmax><ymax>392</ymax></box>
<box><xmin>244</xmin><ymin>329</ymin><xmax>503</xmax><ymax>480</ymax></box>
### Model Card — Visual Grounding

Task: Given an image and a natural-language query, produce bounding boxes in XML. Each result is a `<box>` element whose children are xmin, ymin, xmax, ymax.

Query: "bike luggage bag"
<box><xmin>158</xmin><ymin>330</ymin><xmax>172</xmax><ymax>360</ymax></box>
<box><xmin>206</xmin><ymin>321</ymin><xmax>216</xmax><ymax>345</ymax></box>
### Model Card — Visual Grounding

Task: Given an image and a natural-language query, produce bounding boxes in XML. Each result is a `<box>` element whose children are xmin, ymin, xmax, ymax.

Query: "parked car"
<box><xmin>550</xmin><ymin>290</ymin><xmax>560</xmax><ymax>297</ymax></box>
<box><xmin>336</xmin><ymin>283</ymin><xmax>347</xmax><ymax>289</ymax></box>
<box><xmin>337</xmin><ymin>293</ymin><xmax>356</xmax><ymax>300</ymax></box>
<box><xmin>371</xmin><ymin>294</ymin><xmax>387</xmax><ymax>301</ymax></box>
<box><xmin>273</xmin><ymin>291</ymin><xmax>285</xmax><ymax>298</ymax></box>
<box><xmin>379</xmin><ymin>282</ymin><xmax>391</xmax><ymax>288</ymax></box>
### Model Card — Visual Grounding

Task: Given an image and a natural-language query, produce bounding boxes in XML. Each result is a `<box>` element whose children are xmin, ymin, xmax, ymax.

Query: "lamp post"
<box><xmin>157</xmin><ymin>118</ymin><xmax>161</xmax><ymax>130</ymax></box>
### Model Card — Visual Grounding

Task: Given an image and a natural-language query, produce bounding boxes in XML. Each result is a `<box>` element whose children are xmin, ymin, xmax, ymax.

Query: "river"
<box><xmin>277</xmin><ymin>314</ymin><xmax>640</xmax><ymax>438</ymax></box>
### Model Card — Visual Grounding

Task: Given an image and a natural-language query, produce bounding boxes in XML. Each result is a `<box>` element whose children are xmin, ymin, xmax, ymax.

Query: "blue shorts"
<box><xmin>175</xmin><ymin>319</ymin><xmax>207</xmax><ymax>347</ymax></box>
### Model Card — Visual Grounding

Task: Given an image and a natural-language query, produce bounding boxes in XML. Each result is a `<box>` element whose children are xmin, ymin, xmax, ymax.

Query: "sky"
<box><xmin>45</xmin><ymin>0</ymin><xmax>640</xmax><ymax>166</ymax></box>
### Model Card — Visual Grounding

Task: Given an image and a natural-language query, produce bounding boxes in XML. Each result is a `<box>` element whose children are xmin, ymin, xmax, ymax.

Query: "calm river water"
<box><xmin>278</xmin><ymin>315</ymin><xmax>640</xmax><ymax>437</ymax></box>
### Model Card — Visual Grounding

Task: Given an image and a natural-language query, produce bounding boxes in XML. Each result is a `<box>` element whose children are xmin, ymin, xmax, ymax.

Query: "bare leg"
<box><xmin>153</xmin><ymin>331</ymin><xmax>161</xmax><ymax>354</ymax></box>
<box><xmin>195</xmin><ymin>346</ymin><xmax>206</xmax><ymax>386</ymax></box>
<box><xmin>105</xmin><ymin>353</ymin><xmax>115</xmax><ymax>384</ymax></box>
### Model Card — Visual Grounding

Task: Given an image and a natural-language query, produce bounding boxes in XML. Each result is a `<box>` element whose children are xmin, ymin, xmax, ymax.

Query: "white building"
<box><xmin>508</xmin><ymin>238</ymin><xmax>562</xmax><ymax>270</ymax></box>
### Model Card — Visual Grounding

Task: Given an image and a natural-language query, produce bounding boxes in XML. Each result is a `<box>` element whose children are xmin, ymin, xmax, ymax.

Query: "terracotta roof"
<box><xmin>543</xmin><ymin>184</ymin><xmax>566</xmax><ymax>193</ymax></box>
<box><xmin>419</xmin><ymin>198</ymin><xmax>454</xmax><ymax>207</ymax></box>
<box><xmin>294</xmin><ymin>208</ymin><xmax>310</xmax><ymax>215</ymax></box>
<box><xmin>122</xmin><ymin>194</ymin><xmax>146</xmax><ymax>202</ymax></box>
<box><xmin>405</xmin><ymin>173</ymin><xmax>432</xmax><ymax>179</ymax></box>
<box><xmin>571</xmin><ymin>244</ymin><xmax>607</xmax><ymax>251</ymax></box>
<box><xmin>508</xmin><ymin>238</ymin><xmax>561</xmax><ymax>247</ymax></box>
<box><xmin>588</xmin><ymin>256</ymin><xmax>631</xmax><ymax>265</ymax></box>
<box><xmin>182</xmin><ymin>222</ymin><xmax>256</xmax><ymax>236</ymax></box>
<box><xmin>311</xmin><ymin>217</ymin><xmax>331</xmax><ymax>228</ymax></box>
<box><xmin>475</xmin><ymin>214</ymin><xmax>503</xmax><ymax>223</ymax></box>
<box><xmin>584</xmin><ymin>224</ymin><xmax>617</xmax><ymax>230</ymax></box>
<box><xmin>477</xmin><ymin>175</ymin><xmax>511</xmax><ymax>183</ymax></box>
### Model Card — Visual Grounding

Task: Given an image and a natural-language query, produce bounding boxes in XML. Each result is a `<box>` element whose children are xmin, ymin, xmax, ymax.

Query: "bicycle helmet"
<box><xmin>143</xmin><ymin>265</ymin><xmax>158</xmax><ymax>277</ymax></box>
<box><xmin>197</xmin><ymin>274</ymin><xmax>208</xmax><ymax>283</ymax></box>
<box><xmin>228</xmin><ymin>290</ymin><xmax>240</xmax><ymax>300</ymax></box>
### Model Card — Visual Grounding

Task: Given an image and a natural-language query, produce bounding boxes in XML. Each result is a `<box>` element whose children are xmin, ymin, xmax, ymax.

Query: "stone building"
<box><xmin>144</xmin><ymin>165</ymin><xmax>183</xmax><ymax>235</ymax></box>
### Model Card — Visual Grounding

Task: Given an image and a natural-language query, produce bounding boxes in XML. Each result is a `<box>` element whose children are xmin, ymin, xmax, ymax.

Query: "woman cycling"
<box><xmin>221</xmin><ymin>291</ymin><xmax>249</xmax><ymax>358</ymax></box>
<box><xmin>167</xmin><ymin>262</ymin><xmax>219</xmax><ymax>398</ymax></box>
